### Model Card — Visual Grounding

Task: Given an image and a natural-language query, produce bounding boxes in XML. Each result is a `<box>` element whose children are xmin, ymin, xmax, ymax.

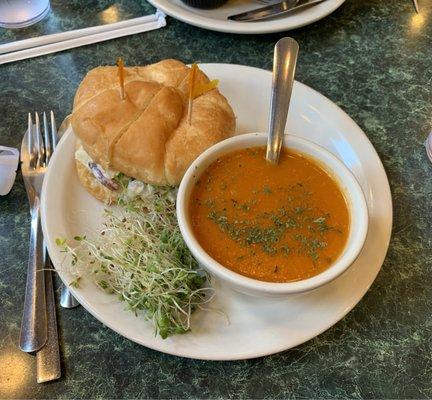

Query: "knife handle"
<box><xmin>19</xmin><ymin>196</ymin><xmax>48</xmax><ymax>353</ymax></box>
<box><xmin>36</xmin><ymin>255</ymin><xmax>61</xmax><ymax>383</ymax></box>
<box><xmin>266</xmin><ymin>37</ymin><xmax>299</xmax><ymax>164</ymax></box>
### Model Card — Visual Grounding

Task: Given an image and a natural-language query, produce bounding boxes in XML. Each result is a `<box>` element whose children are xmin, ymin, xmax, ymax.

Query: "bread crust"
<box><xmin>72</xmin><ymin>59</ymin><xmax>235</xmax><ymax>187</ymax></box>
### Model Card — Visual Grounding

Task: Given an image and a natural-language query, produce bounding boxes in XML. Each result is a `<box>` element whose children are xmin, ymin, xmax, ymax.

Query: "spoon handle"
<box><xmin>266</xmin><ymin>37</ymin><xmax>299</xmax><ymax>164</ymax></box>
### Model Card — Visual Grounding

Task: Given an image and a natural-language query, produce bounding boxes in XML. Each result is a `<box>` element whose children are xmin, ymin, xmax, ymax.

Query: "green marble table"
<box><xmin>1</xmin><ymin>0</ymin><xmax>431</xmax><ymax>398</ymax></box>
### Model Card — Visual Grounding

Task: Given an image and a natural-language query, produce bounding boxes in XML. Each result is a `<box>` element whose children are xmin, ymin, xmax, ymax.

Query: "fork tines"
<box><xmin>27</xmin><ymin>111</ymin><xmax>58</xmax><ymax>169</ymax></box>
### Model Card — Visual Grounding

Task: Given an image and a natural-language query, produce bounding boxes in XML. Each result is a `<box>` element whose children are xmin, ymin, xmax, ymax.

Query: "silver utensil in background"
<box><xmin>20</xmin><ymin>113</ymin><xmax>48</xmax><ymax>353</ymax></box>
<box><xmin>266</xmin><ymin>37</ymin><xmax>299</xmax><ymax>164</ymax></box>
<box><xmin>228</xmin><ymin>0</ymin><xmax>326</xmax><ymax>22</ymax></box>
<box><xmin>425</xmin><ymin>131</ymin><xmax>432</xmax><ymax>163</ymax></box>
<box><xmin>60</xmin><ymin>286</ymin><xmax>80</xmax><ymax>308</ymax></box>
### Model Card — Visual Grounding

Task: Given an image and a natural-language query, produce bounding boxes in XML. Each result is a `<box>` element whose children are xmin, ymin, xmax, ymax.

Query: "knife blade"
<box><xmin>228</xmin><ymin>0</ymin><xmax>326</xmax><ymax>22</ymax></box>
<box><xmin>412</xmin><ymin>0</ymin><xmax>419</xmax><ymax>13</ymax></box>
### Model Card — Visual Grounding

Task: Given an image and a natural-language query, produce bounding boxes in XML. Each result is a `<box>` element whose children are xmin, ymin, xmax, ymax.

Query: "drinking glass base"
<box><xmin>0</xmin><ymin>3</ymin><xmax>51</xmax><ymax>29</ymax></box>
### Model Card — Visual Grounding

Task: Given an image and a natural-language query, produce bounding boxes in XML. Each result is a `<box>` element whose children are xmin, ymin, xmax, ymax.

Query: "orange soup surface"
<box><xmin>189</xmin><ymin>147</ymin><xmax>350</xmax><ymax>283</ymax></box>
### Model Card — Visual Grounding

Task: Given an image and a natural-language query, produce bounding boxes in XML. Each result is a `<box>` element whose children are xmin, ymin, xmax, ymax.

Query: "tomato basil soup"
<box><xmin>189</xmin><ymin>146</ymin><xmax>350</xmax><ymax>283</ymax></box>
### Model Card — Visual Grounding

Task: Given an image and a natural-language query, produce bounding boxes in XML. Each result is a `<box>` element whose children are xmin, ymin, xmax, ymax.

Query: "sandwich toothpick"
<box><xmin>117</xmin><ymin>57</ymin><xmax>125</xmax><ymax>100</ymax></box>
<box><xmin>187</xmin><ymin>63</ymin><xmax>219</xmax><ymax>125</ymax></box>
<box><xmin>187</xmin><ymin>63</ymin><xmax>198</xmax><ymax>125</ymax></box>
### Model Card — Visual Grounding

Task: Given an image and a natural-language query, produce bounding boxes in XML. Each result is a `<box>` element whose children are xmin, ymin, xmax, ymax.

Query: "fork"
<box><xmin>19</xmin><ymin>112</ymin><xmax>51</xmax><ymax>353</ymax></box>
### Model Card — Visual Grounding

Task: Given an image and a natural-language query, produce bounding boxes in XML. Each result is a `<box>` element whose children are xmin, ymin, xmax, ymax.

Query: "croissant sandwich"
<box><xmin>71</xmin><ymin>59</ymin><xmax>236</xmax><ymax>203</ymax></box>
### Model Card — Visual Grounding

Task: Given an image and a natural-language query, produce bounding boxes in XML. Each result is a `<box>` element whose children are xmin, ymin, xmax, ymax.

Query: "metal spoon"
<box><xmin>266</xmin><ymin>37</ymin><xmax>299</xmax><ymax>164</ymax></box>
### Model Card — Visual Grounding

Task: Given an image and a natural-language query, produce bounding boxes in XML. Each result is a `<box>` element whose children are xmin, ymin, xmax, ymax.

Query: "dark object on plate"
<box><xmin>228</xmin><ymin>0</ymin><xmax>326</xmax><ymax>22</ymax></box>
<box><xmin>180</xmin><ymin>0</ymin><xmax>228</xmax><ymax>9</ymax></box>
<box><xmin>88</xmin><ymin>162</ymin><xmax>119</xmax><ymax>191</ymax></box>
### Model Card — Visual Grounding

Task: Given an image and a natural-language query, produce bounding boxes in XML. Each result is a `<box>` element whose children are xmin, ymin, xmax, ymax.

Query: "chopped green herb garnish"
<box><xmin>207</xmin><ymin>202</ymin><xmax>334</xmax><ymax>262</ymax></box>
<box><xmin>263</xmin><ymin>185</ymin><xmax>272</xmax><ymax>195</ymax></box>
<box><xmin>240</xmin><ymin>203</ymin><xmax>250</xmax><ymax>212</ymax></box>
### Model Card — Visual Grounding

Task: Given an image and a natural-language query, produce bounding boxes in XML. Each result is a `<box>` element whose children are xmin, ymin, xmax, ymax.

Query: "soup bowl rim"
<box><xmin>176</xmin><ymin>132</ymin><xmax>369</xmax><ymax>296</ymax></box>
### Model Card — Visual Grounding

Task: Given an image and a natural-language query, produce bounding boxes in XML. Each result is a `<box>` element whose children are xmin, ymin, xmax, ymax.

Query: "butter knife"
<box><xmin>228</xmin><ymin>0</ymin><xmax>326</xmax><ymax>22</ymax></box>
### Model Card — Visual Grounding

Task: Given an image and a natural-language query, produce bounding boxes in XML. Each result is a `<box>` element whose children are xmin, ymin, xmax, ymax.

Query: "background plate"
<box><xmin>41</xmin><ymin>63</ymin><xmax>392</xmax><ymax>360</ymax></box>
<box><xmin>148</xmin><ymin>0</ymin><xmax>345</xmax><ymax>34</ymax></box>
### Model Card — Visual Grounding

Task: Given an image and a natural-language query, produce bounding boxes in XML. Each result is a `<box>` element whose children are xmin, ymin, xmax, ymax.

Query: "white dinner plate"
<box><xmin>148</xmin><ymin>0</ymin><xmax>345</xmax><ymax>34</ymax></box>
<box><xmin>41</xmin><ymin>63</ymin><xmax>392</xmax><ymax>360</ymax></box>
